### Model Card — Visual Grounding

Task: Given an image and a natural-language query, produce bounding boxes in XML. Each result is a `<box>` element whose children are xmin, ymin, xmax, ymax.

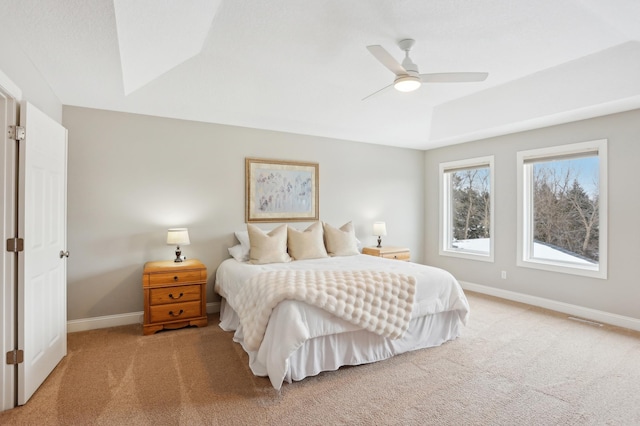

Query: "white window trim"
<box><xmin>439</xmin><ymin>156</ymin><xmax>495</xmax><ymax>262</ymax></box>
<box><xmin>516</xmin><ymin>140</ymin><xmax>608</xmax><ymax>279</ymax></box>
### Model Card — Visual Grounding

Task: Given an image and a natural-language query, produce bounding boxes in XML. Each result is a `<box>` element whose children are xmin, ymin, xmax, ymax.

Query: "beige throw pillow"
<box><xmin>248</xmin><ymin>224</ymin><xmax>291</xmax><ymax>264</ymax></box>
<box><xmin>287</xmin><ymin>222</ymin><xmax>328</xmax><ymax>260</ymax></box>
<box><xmin>323</xmin><ymin>221</ymin><xmax>359</xmax><ymax>256</ymax></box>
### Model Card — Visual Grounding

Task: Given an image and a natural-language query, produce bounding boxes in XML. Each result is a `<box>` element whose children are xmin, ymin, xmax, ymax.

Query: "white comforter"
<box><xmin>215</xmin><ymin>254</ymin><xmax>470</xmax><ymax>389</ymax></box>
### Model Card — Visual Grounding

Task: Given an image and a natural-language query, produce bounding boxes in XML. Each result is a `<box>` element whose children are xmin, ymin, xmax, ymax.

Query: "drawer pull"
<box><xmin>173</xmin><ymin>276</ymin><xmax>179</xmax><ymax>281</ymax></box>
<box><xmin>169</xmin><ymin>292</ymin><xmax>184</xmax><ymax>300</ymax></box>
<box><xmin>168</xmin><ymin>309</ymin><xmax>184</xmax><ymax>317</ymax></box>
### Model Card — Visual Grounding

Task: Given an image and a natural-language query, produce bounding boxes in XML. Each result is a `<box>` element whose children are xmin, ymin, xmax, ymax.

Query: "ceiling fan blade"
<box><xmin>367</xmin><ymin>45</ymin><xmax>407</xmax><ymax>76</ymax></box>
<box><xmin>420</xmin><ymin>72</ymin><xmax>488</xmax><ymax>83</ymax></box>
<box><xmin>361</xmin><ymin>83</ymin><xmax>393</xmax><ymax>101</ymax></box>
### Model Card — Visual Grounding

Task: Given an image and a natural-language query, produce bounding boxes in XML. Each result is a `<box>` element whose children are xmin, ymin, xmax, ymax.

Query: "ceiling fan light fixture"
<box><xmin>394</xmin><ymin>75</ymin><xmax>421</xmax><ymax>92</ymax></box>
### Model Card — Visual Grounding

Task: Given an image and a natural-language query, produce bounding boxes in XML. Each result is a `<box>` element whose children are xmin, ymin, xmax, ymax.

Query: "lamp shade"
<box><xmin>166</xmin><ymin>228</ymin><xmax>190</xmax><ymax>246</ymax></box>
<box><xmin>372</xmin><ymin>222</ymin><xmax>387</xmax><ymax>236</ymax></box>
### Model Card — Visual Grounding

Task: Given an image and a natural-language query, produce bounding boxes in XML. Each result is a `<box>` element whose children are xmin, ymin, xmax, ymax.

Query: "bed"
<box><xmin>215</xmin><ymin>223</ymin><xmax>470</xmax><ymax>389</ymax></box>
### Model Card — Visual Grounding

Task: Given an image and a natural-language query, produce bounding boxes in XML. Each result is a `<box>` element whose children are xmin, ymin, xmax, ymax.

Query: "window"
<box><xmin>439</xmin><ymin>156</ymin><xmax>494</xmax><ymax>261</ymax></box>
<box><xmin>517</xmin><ymin>140</ymin><xmax>607</xmax><ymax>278</ymax></box>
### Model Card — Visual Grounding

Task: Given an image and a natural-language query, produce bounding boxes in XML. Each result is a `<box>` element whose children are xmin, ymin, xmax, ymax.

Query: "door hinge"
<box><xmin>6</xmin><ymin>237</ymin><xmax>24</xmax><ymax>253</ymax></box>
<box><xmin>6</xmin><ymin>349</ymin><xmax>24</xmax><ymax>365</ymax></box>
<box><xmin>8</xmin><ymin>125</ymin><xmax>25</xmax><ymax>141</ymax></box>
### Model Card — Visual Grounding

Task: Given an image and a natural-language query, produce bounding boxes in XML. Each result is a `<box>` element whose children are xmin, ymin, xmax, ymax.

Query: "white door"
<box><xmin>0</xmin><ymin>76</ymin><xmax>19</xmax><ymax>411</ymax></box>
<box><xmin>17</xmin><ymin>102</ymin><xmax>68</xmax><ymax>405</ymax></box>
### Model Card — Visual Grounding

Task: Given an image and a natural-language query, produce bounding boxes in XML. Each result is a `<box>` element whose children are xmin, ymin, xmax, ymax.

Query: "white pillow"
<box><xmin>228</xmin><ymin>244</ymin><xmax>248</xmax><ymax>262</ymax></box>
<box><xmin>248</xmin><ymin>224</ymin><xmax>291</xmax><ymax>264</ymax></box>
<box><xmin>323</xmin><ymin>221</ymin><xmax>359</xmax><ymax>257</ymax></box>
<box><xmin>227</xmin><ymin>230</ymin><xmax>251</xmax><ymax>261</ymax></box>
<box><xmin>287</xmin><ymin>222</ymin><xmax>328</xmax><ymax>260</ymax></box>
<box><xmin>235</xmin><ymin>230</ymin><xmax>250</xmax><ymax>248</ymax></box>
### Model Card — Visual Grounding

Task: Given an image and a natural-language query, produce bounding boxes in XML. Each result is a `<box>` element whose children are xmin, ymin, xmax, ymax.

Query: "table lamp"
<box><xmin>167</xmin><ymin>228</ymin><xmax>190</xmax><ymax>262</ymax></box>
<box><xmin>372</xmin><ymin>222</ymin><xmax>387</xmax><ymax>248</ymax></box>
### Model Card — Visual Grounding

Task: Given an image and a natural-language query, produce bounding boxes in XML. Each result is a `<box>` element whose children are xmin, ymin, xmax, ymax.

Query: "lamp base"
<box><xmin>376</xmin><ymin>236</ymin><xmax>382</xmax><ymax>248</ymax></box>
<box><xmin>174</xmin><ymin>246</ymin><xmax>183</xmax><ymax>262</ymax></box>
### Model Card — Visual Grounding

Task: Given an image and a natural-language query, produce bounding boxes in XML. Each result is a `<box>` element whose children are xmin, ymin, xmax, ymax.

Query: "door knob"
<box><xmin>59</xmin><ymin>250</ymin><xmax>70</xmax><ymax>258</ymax></box>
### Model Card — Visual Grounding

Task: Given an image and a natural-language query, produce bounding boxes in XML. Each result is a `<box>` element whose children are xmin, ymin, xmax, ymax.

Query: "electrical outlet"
<box><xmin>501</xmin><ymin>271</ymin><xmax>507</xmax><ymax>279</ymax></box>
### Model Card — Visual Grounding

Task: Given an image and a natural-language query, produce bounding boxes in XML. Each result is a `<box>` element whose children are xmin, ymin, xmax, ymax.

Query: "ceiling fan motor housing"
<box><xmin>399</xmin><ymin>39</ymin><xmax>420</xmax><ymax>75</ymax></box>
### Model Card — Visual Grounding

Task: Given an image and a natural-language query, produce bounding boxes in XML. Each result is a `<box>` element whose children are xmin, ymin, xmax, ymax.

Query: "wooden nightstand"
<box><xmin>362</xmin><ymin>246</ymin><xmax>411</xmax><ymax>261</ymax></box>
<box><xmin>142</xmin><ymin>259</ymin><xmax>208</xmax><ymax>335</ymax></box>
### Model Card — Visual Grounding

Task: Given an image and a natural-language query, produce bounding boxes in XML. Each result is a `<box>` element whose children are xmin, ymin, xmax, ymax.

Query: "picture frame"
<box><xmin>245</xmin><ymin>158</ymin><xmax>319</xmax><ymax>223</ymax></box>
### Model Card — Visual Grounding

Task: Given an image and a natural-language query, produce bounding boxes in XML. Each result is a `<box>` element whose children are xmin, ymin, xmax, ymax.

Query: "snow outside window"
<box><xmin>517</xmin><ymin>140</ymin><xmax>607</xmax><ymax>279</ymax></box>
<box><xmin>439</xmin><ymin>156</ymin><xmax>494</xmax><ymax>262</ymax></box>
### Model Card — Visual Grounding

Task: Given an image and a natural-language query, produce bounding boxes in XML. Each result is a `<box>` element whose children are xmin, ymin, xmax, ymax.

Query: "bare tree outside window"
<box><xmin>517</xmin><ymin>140</ymin><xmax>606</xmax><ymax>279</ymax></box>
<box><xmin>451</xmin><ymin>168</ymin><xmax>491</xmax><ymax>241</ymax></box>
<box><xmin>532</xmin><ymin>156</ymin><xmax>599</xmax><ymax>263</ymax></box>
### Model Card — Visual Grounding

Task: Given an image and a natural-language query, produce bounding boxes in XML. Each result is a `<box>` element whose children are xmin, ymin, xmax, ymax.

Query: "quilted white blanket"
<box><xmin>232</xmin><ymin>269</ymin><xmax>416</xmax><ymax>351</ymax></box>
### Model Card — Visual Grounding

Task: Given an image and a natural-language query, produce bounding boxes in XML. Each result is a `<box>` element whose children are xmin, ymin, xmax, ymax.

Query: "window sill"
<box><xmin>440</xmin><ymin>249</ymin><xmax>494</xmax><ymax>263</ymax></box>
<box><xmin>517</xmin><ymin>258</ymin><xmax>606</xmax><ymax>279</ymax></box>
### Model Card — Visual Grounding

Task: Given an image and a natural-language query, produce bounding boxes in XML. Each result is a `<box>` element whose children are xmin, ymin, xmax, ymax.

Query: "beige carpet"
<box><xmin>1</xmin><ymin>292</ymin><xmax>639</xmax><ymax>425</ymax></box>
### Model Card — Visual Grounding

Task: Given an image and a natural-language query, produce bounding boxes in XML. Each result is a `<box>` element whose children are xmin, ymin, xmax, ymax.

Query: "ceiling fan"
<box><xmin>363</xmin><ymin>39</ymin><xmax>488</xmax><ymax>100</ymax></box>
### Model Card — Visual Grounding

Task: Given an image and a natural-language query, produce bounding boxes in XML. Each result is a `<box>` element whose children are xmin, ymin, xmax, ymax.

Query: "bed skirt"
<box><xmin>219</xmin><ymin>298</ymin><xmax>462</xmax><ymax>388</ymax></box>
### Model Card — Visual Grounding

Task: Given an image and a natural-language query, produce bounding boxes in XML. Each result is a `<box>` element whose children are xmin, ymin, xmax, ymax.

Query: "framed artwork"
<box><xmin>245</xmin><ymin>158</ymin><xmax>319</xmax><ymax>223</ymax></box>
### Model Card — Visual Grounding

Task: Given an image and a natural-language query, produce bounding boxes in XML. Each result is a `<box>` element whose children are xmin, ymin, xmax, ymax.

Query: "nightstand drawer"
<box><xmin>150</xmin><ymin>285</ymin><xmax>201</xmax><ymax>305</ymax></box>
<box><xmin>381</xmin><ymin>251</ymin><xmax>411</xmax><ymax>261</ymax></box>
<box><xmin>150</xmin><ymin>300</ymin><xmax>202</xmax><ymax>323</ymax></box>
<box><xmin>147</xmin><ymin>270</ymin><xmax>204</xmax><ymax>286</ymax></box>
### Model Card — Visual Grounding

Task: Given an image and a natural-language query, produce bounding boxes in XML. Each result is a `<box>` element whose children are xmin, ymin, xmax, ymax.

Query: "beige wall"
<box><xmin>424</xmin><ymin>109</ymin><xmax>640</xmax><ymax>320</ymax></box>
<box><xmin>63</xmin><ymin>106</ymin><xmax>425</xmax><ymax>320</ymax></box>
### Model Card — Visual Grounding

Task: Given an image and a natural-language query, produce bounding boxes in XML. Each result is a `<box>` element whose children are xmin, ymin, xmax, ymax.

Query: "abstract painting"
<box><xmin>245</xmin><ymin>158</ymin><xmax>319</xmax><ymax>222</ymax></box>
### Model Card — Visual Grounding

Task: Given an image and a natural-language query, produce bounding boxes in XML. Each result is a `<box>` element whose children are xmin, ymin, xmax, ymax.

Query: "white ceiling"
<box><xmin>3</xmin><ymin>0</ymin><xmax>640</xmax><ymax>150</ymax></box>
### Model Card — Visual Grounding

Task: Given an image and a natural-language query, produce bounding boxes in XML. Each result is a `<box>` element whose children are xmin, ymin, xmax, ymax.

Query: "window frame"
<box><xmin>516</xmin><ymin>140</ymin><xmax>608</xmax><ymax>279</ymax></box>
<box><xmin>439</xmin><ymin>156</ymin><xmax>495</xmax><ymax>262</ymax></box>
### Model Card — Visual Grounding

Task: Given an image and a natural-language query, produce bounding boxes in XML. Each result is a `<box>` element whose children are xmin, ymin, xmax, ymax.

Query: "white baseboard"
<box><xmin>67</xmin><ymin>302</ymin><xmax>221</xmax><ymax>333</ymax></box>
<box><xmin>460</xmin><ymin>281</ymin><xmax>640</xmax><ymax>332</ymax></box>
